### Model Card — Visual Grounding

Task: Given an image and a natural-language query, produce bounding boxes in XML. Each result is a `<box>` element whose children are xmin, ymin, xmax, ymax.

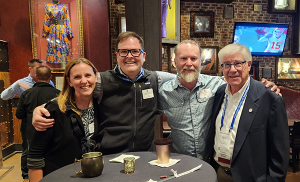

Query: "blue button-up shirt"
<box><xmin>158</xmin><ymin>73</ymin><xmax>225</xmax><ymax>161</ymax></box>
<box><xmin>1</xmin><ymin>74</ymin><xmax>55</xmax><ymax>100</ymax></box>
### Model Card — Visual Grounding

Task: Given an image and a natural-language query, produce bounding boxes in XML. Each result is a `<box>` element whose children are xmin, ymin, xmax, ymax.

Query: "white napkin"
<box><xmin>109</xmin><ymin>154</ymin><xmax>140</xmax><ymax>163</ymax></box>
<box><xmin>147</xmin><ymin>180</ymin><xmax>157</xmax><ymax>182</ymax></box>
<box><xmin>148</xmin><ymin>159</ymin><xmax>181</xmax><ymax>167</ymax></box>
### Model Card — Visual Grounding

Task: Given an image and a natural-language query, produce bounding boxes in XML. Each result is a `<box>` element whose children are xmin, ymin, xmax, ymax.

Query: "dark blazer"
<box><xmin>212</xmin><ymin>77</ymin><xmax>289</xmax><ymax>182</ymax></box>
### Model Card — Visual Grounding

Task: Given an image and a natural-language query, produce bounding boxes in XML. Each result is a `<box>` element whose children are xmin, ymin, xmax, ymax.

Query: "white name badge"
<box><xmin>219</xmin><ymin>130</ymin><xmax>230</xmax><ymax>145</ymax></box>
<box><xmin>142</xmin><ymin>89</ymin><xmax>154</xmax><ymax>99</ymax></box>
<box><xmin>216</xmin><ymin>128</ymin><xmax>232</xmax><ymax>165</ymax></box>
<box><xmin>217</xmin><ymin>149</ymin><xmax>231</xmax><ymax>165</ymax></box>
<box><xmin>89</xmin><ymin>123</ymin><xmax>94</xmax><ymax>134</ymax></box>
<box><xmin>200</xmin><ymin>89</ymin><xmax>212</xmax><ymax>98</ymax></box>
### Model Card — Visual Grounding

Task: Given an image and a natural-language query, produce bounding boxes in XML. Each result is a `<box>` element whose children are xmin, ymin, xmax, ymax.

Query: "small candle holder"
<box><xmin>124</xmin><ymin>157</ymin><xmax>135</xmax><ymax>174</ymax></box>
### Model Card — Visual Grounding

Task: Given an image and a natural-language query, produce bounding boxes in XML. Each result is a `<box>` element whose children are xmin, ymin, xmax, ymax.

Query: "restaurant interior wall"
<box><xmin>0</xmin><ymin>0</ymin><xmax>33</xmax><ymax>156</ymax></box>
<box><xmin>109</xmin><ymin>0</ymin><xmax>300</xmax><ymax>90</ymax></box>
<box><xmin>180</xmin><ymin>0</ymin><xmax>299</xmax><ymax>89</ymax></box>
<box><xmin>0</xmin><ymin>0</ymin><xmax>111</xmax><ymax>84</ymax></box>
<box><xmin>0</xmin><ymin>0</ymin><xmax>33</xmax><ymax>85</ymax></box>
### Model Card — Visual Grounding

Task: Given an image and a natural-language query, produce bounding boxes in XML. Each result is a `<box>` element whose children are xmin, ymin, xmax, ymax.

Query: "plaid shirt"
<box><xmin>158</xmin><ymin>73</ymin><xmax>225</xmax><ymax>161</ymax></box>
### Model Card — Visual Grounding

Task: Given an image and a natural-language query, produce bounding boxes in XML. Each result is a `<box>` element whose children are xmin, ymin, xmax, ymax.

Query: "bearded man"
<box><xmin>158</xmin><ymin>40</ymin><xmax>279</xmax><ymax>163</ymax></box>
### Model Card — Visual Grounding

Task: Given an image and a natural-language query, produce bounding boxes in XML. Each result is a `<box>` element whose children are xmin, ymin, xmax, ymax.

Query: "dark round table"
<box><xmin>41</xmin><ymin>151</ymin><xmax>217</xmax><ymax>182</ymax></box>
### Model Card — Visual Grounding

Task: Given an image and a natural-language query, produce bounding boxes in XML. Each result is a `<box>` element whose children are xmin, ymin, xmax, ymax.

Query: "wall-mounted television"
<box><xmin>233</xmin><ymin>22</ymin><xmax>289</xmax><ymax>56</ymax></box>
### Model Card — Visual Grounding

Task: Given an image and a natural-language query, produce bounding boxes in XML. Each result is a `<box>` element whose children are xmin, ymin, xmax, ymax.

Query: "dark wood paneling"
<box><xmin>0</xmin><ymin>41</ymin><xmax>9</xmax><ymax>72</ymax></box>
<box><xmin>125</xmin><ymin>1</ymin><xmax>144</xmax><ymax>39</ymax></box>
<box><xmin>125</xmin><ymin>0</ymin><xmax>161</xmax><ymax>71</ymax></box>
<box><xmin>0</xmin><ymin>122</ymin><xmax>9</xmax><ymax>148</ymax></box>
<box><xmin>0</xmin><ymin>80</ymin><xmax>12</xmax><ymax>148</ymax></box>
<box><xmin>12</xmin><ymin>107</ymin><xmax>22</xmax><ymax>144</ymax></box>
<box><xmin>0</xmin><ymin>97</ymin><xmax>10</xmax><ymax>127</ymax></box>
<box><xmin>0</xmin><ymin>72</ymin><xmax>10</xmax><ymax>91</ymax></box>
<box><xmin>82</xmin><ymin>0</ymin><xmax>111</xmax><ymax>71</ymax></box>
<box><xmin>143</xmin><ymin>0</ymin><xmax>161</xmax><ymax>71</ymax></box>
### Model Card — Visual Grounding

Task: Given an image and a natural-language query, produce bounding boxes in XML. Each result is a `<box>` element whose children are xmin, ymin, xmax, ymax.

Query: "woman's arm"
<box><xmin>29</xmin><ymin>169</ymin><xmax>43</xmax><ymax>182</ymax></box>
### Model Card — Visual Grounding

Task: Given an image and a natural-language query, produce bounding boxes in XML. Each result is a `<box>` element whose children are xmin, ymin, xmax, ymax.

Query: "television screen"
<box><xmin>233</xmin><ymin>22</ymin><xmax>289</xmax><ymax>56</ymax></box>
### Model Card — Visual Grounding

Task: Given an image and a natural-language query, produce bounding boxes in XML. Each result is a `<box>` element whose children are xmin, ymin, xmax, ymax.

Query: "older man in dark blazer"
<box><xmin>211</xmin><ymin>43</ymin><xmax>289</xmax><ymax>182</ymax></box>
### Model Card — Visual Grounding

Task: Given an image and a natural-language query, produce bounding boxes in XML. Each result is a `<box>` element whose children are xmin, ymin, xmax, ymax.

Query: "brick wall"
<box><xmin>109</xmin><ymin>0</ymin><xmax>300</xmax><ymax>89</ymax></box>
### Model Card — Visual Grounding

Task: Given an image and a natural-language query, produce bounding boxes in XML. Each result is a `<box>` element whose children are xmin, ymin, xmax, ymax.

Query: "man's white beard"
<box><xmin>178</xmin><ymin>66</ymin><xmax>199</xmax><ymax>83</ymax></box>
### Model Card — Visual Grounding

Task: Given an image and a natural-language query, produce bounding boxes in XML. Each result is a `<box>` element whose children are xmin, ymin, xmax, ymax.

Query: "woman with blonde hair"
<box><xmin>27</xmin><ymin>58</ymin><xmax>100</xmax><ymax>182</ymax></box>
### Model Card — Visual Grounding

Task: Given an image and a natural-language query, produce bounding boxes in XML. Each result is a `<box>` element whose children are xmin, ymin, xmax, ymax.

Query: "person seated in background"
<box><xmin>212</xmin><ymin>43</ymin><xmax>289</xmax><ymax>182</ymax></box>
<box><xmin>16</xmin><ymin>65</ymin><xmax>60</xmax><ymax>165</ymax></box>
<box><xmin>27</xmin><ymin>58</ymin><xmax>99</xmax><ymax>182</ymax></box>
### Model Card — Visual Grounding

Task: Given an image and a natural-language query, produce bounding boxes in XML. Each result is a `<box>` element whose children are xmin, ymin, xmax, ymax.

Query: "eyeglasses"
<box><xmin>221</xmin><ymin>61</ymin><xmax>247</xmax><ymax>71</ymax></box>
<box><xmin>117</xmin><ymin>49</ymin><xmax>144</xmax><ymax>57</ymax></box>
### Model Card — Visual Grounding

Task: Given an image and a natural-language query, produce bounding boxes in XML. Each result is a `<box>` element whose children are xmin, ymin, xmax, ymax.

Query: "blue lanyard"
<box><xmin>220</xmin><ymin>80</ymin><xmax>250</xmax><ymax>132</ymax></box>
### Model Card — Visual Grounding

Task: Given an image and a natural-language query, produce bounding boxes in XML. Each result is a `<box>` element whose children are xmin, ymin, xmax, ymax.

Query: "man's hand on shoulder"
<box><xmin>261</xmin><ymin>78</ymin><xmax>281</xmax><ymax>96</ymax></box>
<box><xmin>32</xmin><ymin>105</ymin><xmax>55</xmax><ymax>131</ymax></box>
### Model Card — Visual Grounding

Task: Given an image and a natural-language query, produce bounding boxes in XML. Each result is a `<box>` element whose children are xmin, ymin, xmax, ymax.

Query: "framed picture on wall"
<box><xmin>162</xmin><ymin>0</ymin><xmax>181</xmax><ymax>44</ymax></box>
<box><xmin>190</xmin><ymin>11</ymin><xmax>214</xmax><ymax>38</ymax></box>
<box><xmin>200</xmin><ymin>46</ymin><xmax>218</xmax><ymax>74</ymax></box>
<box><xmin>275</xmin><ymin>56</ymin><xmax>300</xmax><ymax>81</ymax></box>
<box><xmin>168</xmin><ymin>47</ymin><xmax>177</xmax><ymax>73</ymax></box>
<box><xmin>29</xmin><ymin>0</ymin><xmax>84</xmax><ymax>73</ymax></box>
<box><xmin>268</xmin><ymin>0</ymin><xmax>298</xmax><ymax>14</ymax></box>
